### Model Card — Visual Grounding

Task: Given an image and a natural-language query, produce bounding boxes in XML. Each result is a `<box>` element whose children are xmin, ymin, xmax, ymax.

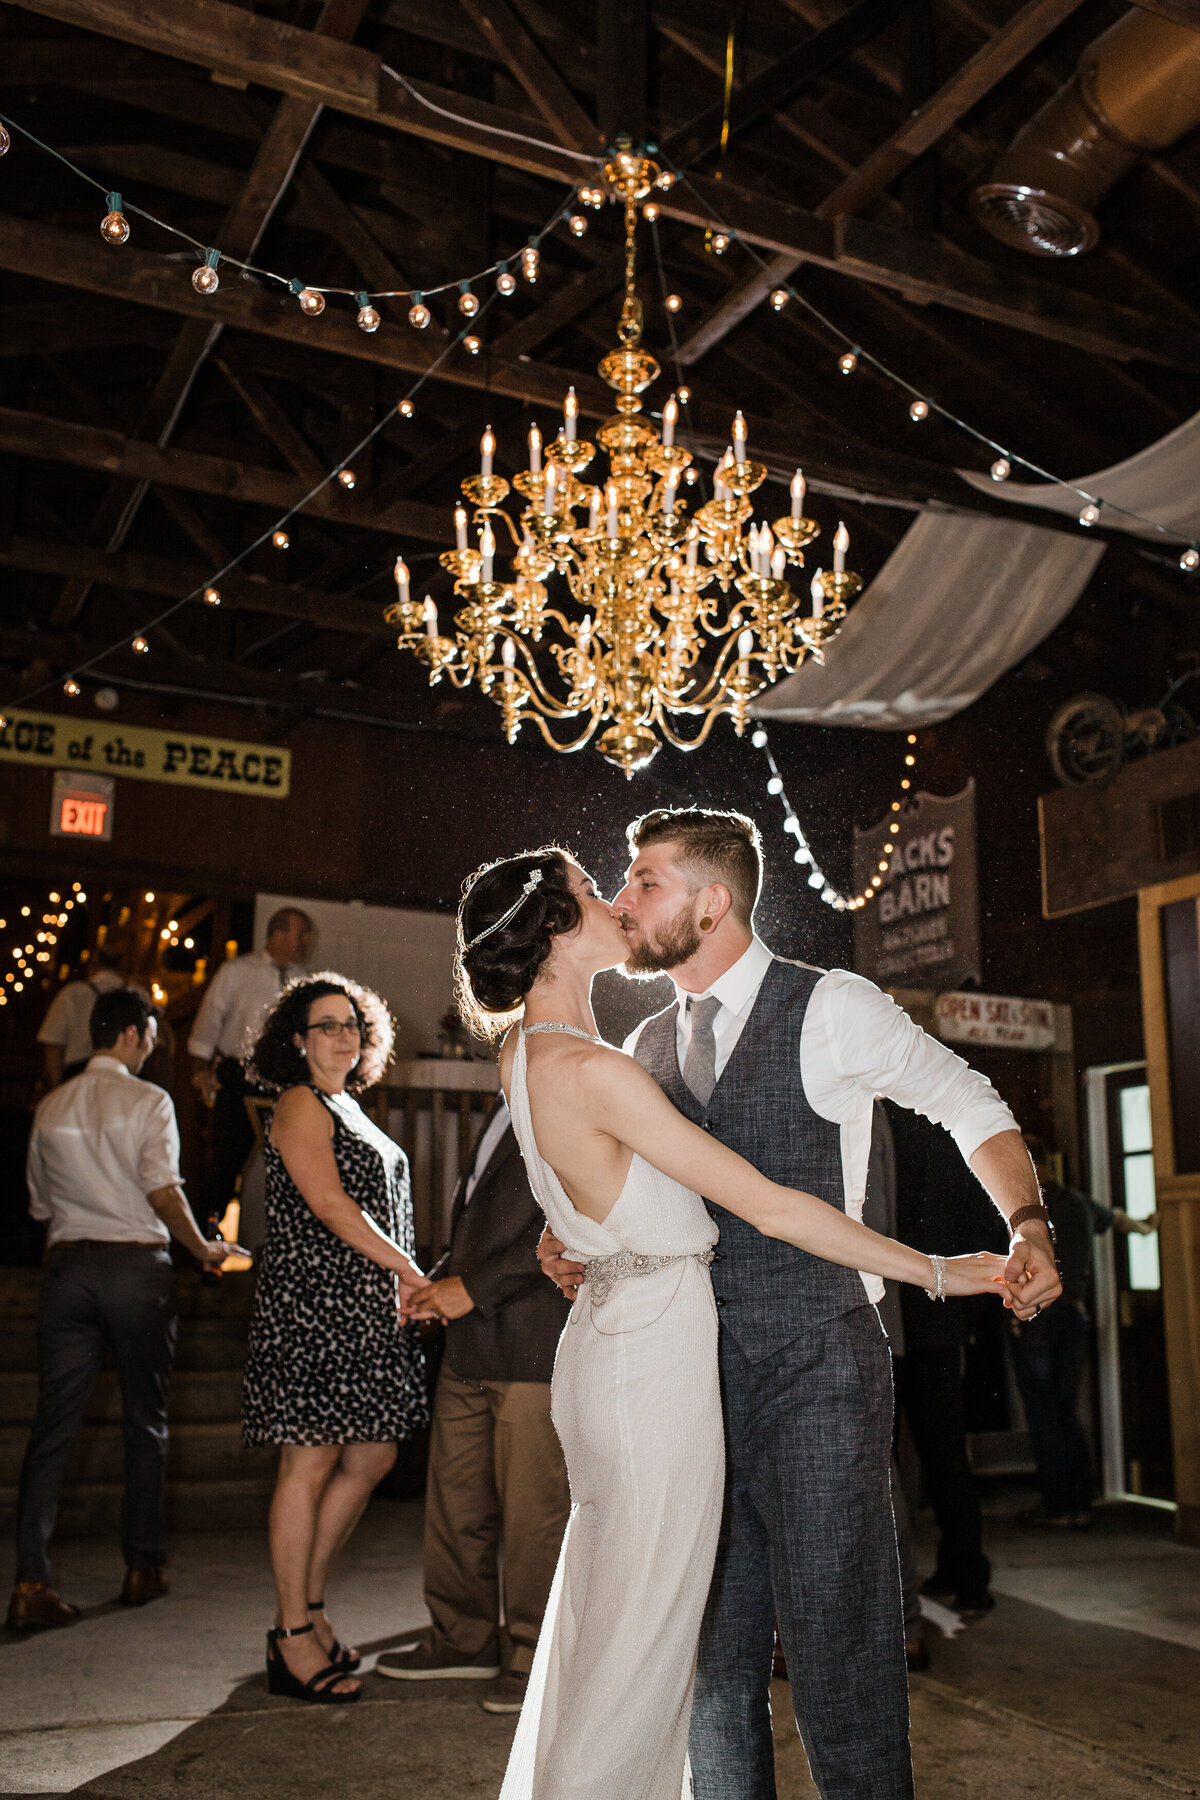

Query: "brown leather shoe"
<box><xmin>6</xmin><ymin>1582</ymin><xmax>80</xmax><ymax>1630</ymax></box>
<box><xmin>120</xmin><ymin>1567</ymin><xmax>169</xmax><ymax>1607</ymax></box>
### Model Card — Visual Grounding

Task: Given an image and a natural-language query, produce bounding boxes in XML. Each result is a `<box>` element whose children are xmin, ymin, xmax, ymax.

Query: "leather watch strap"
<box><xmin>1008</xmin><ymin>1203</ymin><xmax>1054</xmax><ymax>1237</ymax></box>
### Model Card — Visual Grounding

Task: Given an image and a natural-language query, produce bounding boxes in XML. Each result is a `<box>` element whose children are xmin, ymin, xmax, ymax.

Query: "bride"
<box><xmin>452</xmin><ymin>846</ymin><xmax>1009</xmax><ymax>1800</ymax></box>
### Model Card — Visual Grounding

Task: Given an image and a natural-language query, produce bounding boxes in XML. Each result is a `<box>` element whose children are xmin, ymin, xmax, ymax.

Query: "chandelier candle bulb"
<box><xmin>738</xmin><ymin>628</ymin><xmax>755</xmax><ymax>671</ymax></box>
<box><xmin>501</xmin><ymin>637</ymin><xmax>516</xmax><ymax>684</ymax></box>
<box><xmin>810</xmin><ymin>570</ymin><xmax>825</xmax><ymax>619</ymax></box>
<box><xmin>394</xmin><ymin>557</ymin><xmax>410</xmax><ymax>604</ymax></box>
<box><xmin>662</xmin><ymin>394</ymin><xmax>678</xmax><ymax>448</ymax></box>
<box><xmin>455</xmin><ymin>507</ymin><xmax>468</xmax><ymax>552</ymax></box>
<box><xmin>529</xmin><ymin>422</ymin><xmax>542</xmax><ymax>476</ymax></box>
<box><xmin>772</xmin><ymin>546</ymin><xmax>787</xmax><ymax>580</ymax></box>
<box><xmin>480</xmin><ymin>524</ymin><xmax>496</xmax><ymax>582</ymax></box>
<box><xmin>790</xmin><ymin>470</ymin><xmax>806</xmax><ymax>518</ymax></box>
<box><xmin>833</xmin><ymin>522</ymin><xmax>849</xmax><ymax>574</ymax></box>
<box><xmin>480</xmin><ymin>427</ymin><xmax>495</xmax><ymax>478</ymax></box>
<box><xmin>588</xmin><ymin>490</ymin><xmax>600</xmax><ymax>531</ymax></box>
<box><xmin>606</xmin><ymin>484</ymin><xmax>619</xmax><ymax>537</ymax></box>
<box><xmin>686</xmin><ymin>533</ymin><xmax>699</xmax><ymax>568</ymax></box>
<box><xmin>564</xmin><ymin>388</ymin><xmax>578</xmax><ymax>441</ymax></box>
<box><xmin>543</xmin><ymin>465</ymin><xmax>557</xmax><ymax>513</ymax></box>
<box><xmin>732</xmin><ymin>413</ymin><xmax>748</xmax><ymax>463</ymax></box>
<box><xmin>422</xmin><ymin>597</ymin><xmax>437</xmax><ymax>639</ymax></box>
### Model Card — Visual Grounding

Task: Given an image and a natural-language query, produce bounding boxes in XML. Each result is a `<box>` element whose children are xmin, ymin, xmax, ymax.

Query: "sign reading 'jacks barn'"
<box><xmin>0</xmin><ymin>710</ymin><xmax>290</xmax><ymax>798</ymax></box>
<box><xmin>852</xmin><ymin>781</ymin><xmax>980</xmax><ymax>991</ymax></box>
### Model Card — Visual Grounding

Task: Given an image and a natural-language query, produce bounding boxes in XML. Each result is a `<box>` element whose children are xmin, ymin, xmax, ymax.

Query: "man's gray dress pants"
<box><xmin>689</xmin><ymin>1305</ymin><xmax>914</xmax><ymax>1800</ymax></box>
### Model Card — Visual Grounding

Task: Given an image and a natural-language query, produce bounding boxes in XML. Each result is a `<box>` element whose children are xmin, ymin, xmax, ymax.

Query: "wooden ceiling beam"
<box><xmin>0</xmin><ymin>536</ymin><xmax>390</xmax><ymax>636</ymax></box>
<box><xmin>598</xmin><ymin>0</ymin><xmax>648</xmax><ymax>146</ymax></box>
<box><xmin>677</xmin><ymin>0</ymin><xmax>1092</xmax><ymax>364</ymax></box>
<box><xmin>662</xmin><ymin>0</ymin><xmax>897</xmax><ymax>171</ymax></box>
<box><xmin>456</xmin><ymin>0</ymin><xmax>602</xmax><ymax>155</ymax></box>
<box><xmin>11</xmin><ymin>0</ymin><xmax>1196</xmax><ymax>369</ymax></box>
<box><xmin>0</xmin><ymin>403</ymin><xmax>450</xmax><ymax>541</ymax></box>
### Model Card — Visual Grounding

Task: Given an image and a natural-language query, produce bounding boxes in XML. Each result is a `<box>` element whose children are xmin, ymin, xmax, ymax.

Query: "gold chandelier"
<box><xmin>386</xmin><ymin>151</ymin><xmax>862</xmax><ymax>777</ymax></box>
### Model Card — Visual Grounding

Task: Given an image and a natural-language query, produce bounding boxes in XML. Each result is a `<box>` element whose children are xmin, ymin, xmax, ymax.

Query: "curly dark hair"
<box><xmin>454</xmin><ymin>848</ymin><xmax>582</xmax><ymax>1041</ymax></box>
<box><xmin>243</xmin><ymin>972</ymin><xmax>395</xmax><ymax>1094</ymax></box>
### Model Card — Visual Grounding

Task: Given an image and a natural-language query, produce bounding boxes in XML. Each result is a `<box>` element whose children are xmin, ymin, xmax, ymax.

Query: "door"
<box><xmin>1086</xmin><ymin>1063</ymin><xmax>1174</xmax><ymax>1504</ymax></box>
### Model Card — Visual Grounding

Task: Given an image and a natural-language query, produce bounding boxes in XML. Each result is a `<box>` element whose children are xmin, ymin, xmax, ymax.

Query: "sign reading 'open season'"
<box><xmin>0</xmin><ymin>710</ymin><xmax>290</xmax><ymax>799</ymax></box>
<box><xmin>853</xmin><ymin>781</ymin><xmax>980</xmax><ymax>990</ymax></box>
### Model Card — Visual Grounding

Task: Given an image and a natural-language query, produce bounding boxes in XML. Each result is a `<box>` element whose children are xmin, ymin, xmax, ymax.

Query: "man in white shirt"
<box><xmin>541</xmin><ymin>806</ymin><xmax>1060</xmax><ymax>1800</ymax></box>
<box><xmin>8</xmin><ymin>990</ymin><xmax>237</xmax><ymax>1632</ymax></box>
<box><xmin>36</xmin><ymin>949</ymin><xmax>126</xmax><ymax>1087</ymax></box>
<box><xmin>187</xmin><ymin>906</ymin><xmax>311</xmax><ymax>1229</ymax></box>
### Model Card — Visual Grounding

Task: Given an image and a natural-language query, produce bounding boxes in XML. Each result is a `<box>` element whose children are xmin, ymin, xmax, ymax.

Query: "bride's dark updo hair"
<box><xmin>454</xmin><ymin>847</ymin><xmax>582</xmax><ymax>1041</ymax></box>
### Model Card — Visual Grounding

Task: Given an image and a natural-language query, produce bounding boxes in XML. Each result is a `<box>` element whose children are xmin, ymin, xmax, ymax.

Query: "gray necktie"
<box><xmin>682</xmin><ymin>995</ymin><xmax>721</xmax><ymax>1107</ymax></box>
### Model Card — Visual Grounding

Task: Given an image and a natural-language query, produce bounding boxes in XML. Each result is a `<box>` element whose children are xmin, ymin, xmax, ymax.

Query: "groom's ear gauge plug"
<box><xmin>699</xmin><ymin>917</ymin><xmax>713</xmax><ymax>931</ymax></box>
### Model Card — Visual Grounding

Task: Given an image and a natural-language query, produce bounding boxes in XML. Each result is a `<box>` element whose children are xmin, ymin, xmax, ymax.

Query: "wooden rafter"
<box><xmin>456</xmin><ymin>0</ymin><xmax>602</xmax><ymax>155</ymax></box>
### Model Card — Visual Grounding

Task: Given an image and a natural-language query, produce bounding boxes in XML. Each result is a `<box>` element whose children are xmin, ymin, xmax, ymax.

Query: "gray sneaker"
<box><xmin>375</xmin><ymin>1639</ymin><xmax>500</xmax><ymax>1681</ymax></box>
<box><xmin>480</xmin><ymin>1670</ymin><xmax>529</xmax><ymax>1714</ymax></box>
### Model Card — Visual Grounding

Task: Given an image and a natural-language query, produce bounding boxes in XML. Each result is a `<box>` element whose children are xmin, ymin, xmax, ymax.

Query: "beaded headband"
<box><xmin>463</xmin><ymin>867</ymin><xmax>544</xmax><ymax>951</ymax></box>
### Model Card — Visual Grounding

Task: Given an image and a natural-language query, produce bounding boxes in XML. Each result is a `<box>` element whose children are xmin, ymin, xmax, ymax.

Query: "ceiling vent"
<box><xmin>972</xmin><ymin>7</ymin><xmax>1200</xmax><ymax>257</ymax></box>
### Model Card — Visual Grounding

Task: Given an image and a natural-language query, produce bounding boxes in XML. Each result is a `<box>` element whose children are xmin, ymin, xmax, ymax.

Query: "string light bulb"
<box><xmin>100</xmin><ymin>192</ymin><xmax>129</xmax><ymax>245</ymax></box>
<box><xmin>0</xmin><ymin>124</ymin><xmax>9</xmax><ymax>156</ymax></box>
<box><xmin>838</xmin><ymin>348</ymin><xmax>859</xmax><ymax>375</ymax></box>
<box><xmin>297</xmin><ymin>285</ymin><xmax>325</xmax><ymax>316</ymax></box>
<box><xmin>521</xmin><ymin>242</ymin><xmax>540</xmax><ymax>282</ymax></box>
<box><xmin>463</xmin><ymin>334</ymin><xmax>482</xmax><ymax>355</ymax></box>
<box><xmin>63</xmin><ymin>679</ymin><xmax>80</xmax><ymax>697</ymax></box>
<box><xmin>407</xmin><ymin>296</ymin><xmax>431</xmax><ymax>329</ymax></box>
<box><xmin>657</xmin><ymin>170</ymin><xmax>676</xmax><ymax>191</ymax></box>
<box><xmin>203</xmin><ymin>586</ymin><xmax>221</xmax><ymax>606</ymax></box>
<box><xmin>338</xmin><ymin>468</ymin><xmax>356</xmax><ymax>489</ymax></box>
<box><xmin>496</xmin><ymin>267</ymin><xmax>516</xmax><ymax>297</ymax></box>
<box><xmin>131</xmin><ymin>636</ymin><xmax>149</xmax><ymax>655</ymax></box>
<box><xmin>1079</xmin><ymin>501</ymin><xmax>1100</xmax><ymax>527</ymax></box>
<box><xmin>991</xmin><ymin>457</ymin><xmax>1011</xmax><ymax>482</ymax></box>
<box><xmin>192</xmin><ymin>249</ymin><xmax>220</xmax><ymax>294</ymax></box>
<box><xmin>665</xmin><ymin>293</ymin><xmax>682</xmax><ymax>312</ymax></box>
<box><xmin>676</xmin><ymin>385</ymin><xmax>691</xmax><ymax>405</ymax></box>
<box><xmin>398</xmin><ymin>399</ymin><xmax>414</xmax><ymax>418</ymax></box>
<box><xmin>770</xmin><ymin>288</ymin><xmax>789</xmax><ymax>311</ymax></box>
<box><xmin>1180</xmin><ymin>546</ymin><xmax>1199</xmax><ymax>572</ymax></box>
<box><xmin>710</xmin><ymin>232</ymin><xmax>730</xmax><ymax>254</ymax></box>
<box><xmin>569</xmin><ymin>213</ymin><xmax>588</xmax><ymax>236</ymax></box>
<box><xmin>909</xmin><ymin>398</ymin><xmax>930</xmax><ymax>421</ymax></box>
<box><xmin>458</xmin><ymin>283</ymin><xmax>480</xmax><ymax>317</ymax></box>
<box><xmin>644</xmin><ymin>203</ymin><xmax>659</xmax><ymax>223</ymax></box>
<box><xmin>272</xmin><ymin>529</ymin><xmax>289</xmax><ymax>550</ymax></box>
<box><xmin>355</xmin><ymin>292</ymin><xmax>380</xmax><ymax>333</ymax></box>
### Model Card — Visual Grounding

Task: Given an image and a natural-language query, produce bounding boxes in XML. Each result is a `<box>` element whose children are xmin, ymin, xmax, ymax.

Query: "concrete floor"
<box><xmin>3</xmin><ymin>1488</ymin><xmax>1199</xmax><ymax>1799</ymax></box>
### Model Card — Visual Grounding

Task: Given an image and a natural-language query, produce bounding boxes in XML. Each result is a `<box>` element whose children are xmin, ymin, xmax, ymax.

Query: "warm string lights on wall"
<box><xmin>751</xmin><ymin>725</ymin><xmax>919</xmax><ymax>912</ymax></box>
<box><xmin>0</xmin><ymin>884</ymin><xmax>88</xmax><ymax>1006</ymax></box>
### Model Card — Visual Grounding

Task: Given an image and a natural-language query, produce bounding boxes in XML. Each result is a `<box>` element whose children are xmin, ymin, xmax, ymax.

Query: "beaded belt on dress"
<box><xmin>583</xmin><ymin>1247</ymin><xmax>715</xmax><ymax>1308</ymax></box>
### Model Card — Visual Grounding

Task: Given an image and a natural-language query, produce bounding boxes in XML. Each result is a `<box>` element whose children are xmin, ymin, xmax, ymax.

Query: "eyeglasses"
<box><xmin>306</xmin><ymin>1019</ymin><xmax>362</xmax><ymax>1039</ymax></box>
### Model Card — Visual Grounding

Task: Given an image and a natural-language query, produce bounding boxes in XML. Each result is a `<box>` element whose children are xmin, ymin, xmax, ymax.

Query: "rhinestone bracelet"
<box><xmin>924</xmin><ymin>1253</ymin><xmax>947</xmax><ymax>1303</ymax></box>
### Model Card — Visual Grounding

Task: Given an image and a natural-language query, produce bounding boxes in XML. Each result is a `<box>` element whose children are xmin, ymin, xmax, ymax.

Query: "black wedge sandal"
<box><xmin>308</xmin><ymin>1598</ymin><xmax>360</xmax><ymax>1672</ymax></box>
<box><xmin>266</xmin><ymin>1622</ymin><xmax>361</xmax><ymax>1704</ymax></box>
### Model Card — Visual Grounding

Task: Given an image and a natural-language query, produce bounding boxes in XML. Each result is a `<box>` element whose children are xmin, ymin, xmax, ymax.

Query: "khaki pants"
<box><xmin>424</xmin><ymin>1364</ymin><xmax>570</xmax><ymax>1675</ymax></box>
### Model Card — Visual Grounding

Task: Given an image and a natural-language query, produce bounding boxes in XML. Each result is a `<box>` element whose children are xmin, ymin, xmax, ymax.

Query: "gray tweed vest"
<box><xmin>634</xmin><ymin>956</ymin><xmax>865</xmax><ymax>1361</ymax></box>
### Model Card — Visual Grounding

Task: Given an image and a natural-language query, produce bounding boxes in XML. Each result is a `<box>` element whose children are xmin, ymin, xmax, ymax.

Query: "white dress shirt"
<box><xmin>37</xmin><ymin>968</ymin><xmax>125</xmax><ymax>1069</ymax></box>
<box><xmin>626</xmin><ymin>936</ymin><xmax>1017</xmax><ymax>1303</ymax></box>
<box><xmin>463</xmin><ymin>1100</ymin><xmax>512</xmax><ymax>1209</ymax></box>
<box><xmin>27</xmin><ymin>1056</ymin><xmax>184</xmax><ymax>1247</ymax></box>
<box><xmin>188</xmin><ymin>949</ymin><xmax>306</xmax><ymax>1062</ymax></box>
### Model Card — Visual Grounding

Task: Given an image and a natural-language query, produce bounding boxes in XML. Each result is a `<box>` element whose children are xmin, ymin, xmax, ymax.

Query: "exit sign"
<box><xmin>50</xmin><ymin>770</ymin><xmax>114</xmax><ymax>841</ymax></box>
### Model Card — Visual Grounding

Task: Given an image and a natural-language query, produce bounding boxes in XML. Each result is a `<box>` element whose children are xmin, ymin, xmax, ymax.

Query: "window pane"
<box><xmin>1128</xmin><ymin>1232</ymin><xmax>1161</xmax><ymax>1292</ymax></box>
<box><xmin>1123</xmin><ymin>1152</ymin><xmax>1157</xmax><ymax>1220</ymax></box>
<box><xmin>1120</xmin><ymin>1085</ymin><xmax>1153</xmax><ymax>1155</ymax></box>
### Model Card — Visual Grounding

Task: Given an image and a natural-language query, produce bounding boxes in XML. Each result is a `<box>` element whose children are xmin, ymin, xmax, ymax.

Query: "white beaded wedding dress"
<box><xmin>498</xmin><ymin>1023</ymin><xmax>724</xmax><ymax>1800</ymax></box>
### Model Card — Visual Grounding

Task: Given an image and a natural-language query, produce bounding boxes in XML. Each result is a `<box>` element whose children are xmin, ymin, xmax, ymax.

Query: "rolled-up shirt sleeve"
<box><xmin>136</xmin><ymin>1090</ymin><xmax>185</xmax><ymax>1195</ymax></box>
<box><xmin>187</xmin><ymin>963</ymin><xmax>231</xmax><ymax>1062</ymax></box>
<box><xmin>806</xmin><ymin>969</ymin><xmax>1018</xmax><ymax>1163</ymax></box>
<box><xmin>26</xmin><ymin>1126</ymin><xmax>49</xmax><ymax>1221</ymax></box>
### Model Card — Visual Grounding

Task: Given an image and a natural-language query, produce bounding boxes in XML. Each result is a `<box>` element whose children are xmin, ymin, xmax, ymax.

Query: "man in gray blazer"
<box><xmin>542</xmin><ymin>807</ymin><xmax>1059</xmax><ymax>1800</ymax></box>
<box><xmin>378</xmin><ymin>1100</ymin><xmax>569</xmax><ymax>1715</ymax></box>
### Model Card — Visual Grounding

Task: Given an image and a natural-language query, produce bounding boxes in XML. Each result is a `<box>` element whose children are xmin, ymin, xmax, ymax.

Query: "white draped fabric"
<box><xmin>958</xmin><ymin>407</ymin><xmax>1200</xmax><ymax>541</ymax></box>
<box><xmin>753</xmin><ymin>512</ymin><xmax>1104</xmax><ymax>731</ymax></box>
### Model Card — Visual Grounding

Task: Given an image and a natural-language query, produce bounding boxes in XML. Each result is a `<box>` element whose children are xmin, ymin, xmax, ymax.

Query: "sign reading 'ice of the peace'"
<box><xmin>0</xmin><ymin>710</ymin><xmax>290</xmax><ymax>798</ymax></box>
<box><xmin>853</xmin><ymin>781</ymin><xmax>980</xmax><ymax>990</ymax></box>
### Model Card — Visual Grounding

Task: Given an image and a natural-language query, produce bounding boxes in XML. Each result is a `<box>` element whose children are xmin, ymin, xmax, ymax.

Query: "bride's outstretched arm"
<box><xmin>581</xmin><ymin>1050</ymin><xmax>1007</xmax><ymax>1299</ymax></box>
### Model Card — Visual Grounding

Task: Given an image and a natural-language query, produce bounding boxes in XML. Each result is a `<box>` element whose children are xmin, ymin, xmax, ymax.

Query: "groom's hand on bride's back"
<box><xmin>538</xmin><ymin>1226</ymin><xmax>585</xmax><ymax>1301</ymax></box>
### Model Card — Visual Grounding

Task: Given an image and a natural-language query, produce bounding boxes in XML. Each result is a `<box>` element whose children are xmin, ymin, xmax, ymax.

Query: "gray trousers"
<box><xmin>14</xmin><ymin>1243</ymin><xmax>177</xmax><ymax>1585</ymax></box>
<box><xmin>689</xmin><ymin>1305</ymin><xmax>913</xmax><ymax>1800</ymax></box>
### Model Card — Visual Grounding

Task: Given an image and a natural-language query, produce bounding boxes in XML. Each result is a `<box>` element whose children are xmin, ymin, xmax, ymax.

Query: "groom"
<box><xmin>541</xmin><ymin>806</ymin><xmax>1059</xmax><ymax>1800</ymax></box>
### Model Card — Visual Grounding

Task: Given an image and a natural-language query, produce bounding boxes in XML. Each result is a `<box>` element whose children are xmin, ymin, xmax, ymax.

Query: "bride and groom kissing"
<box><xmin>450</xmin><ymin>805</ymin><xmax>1061</xmax><ymax>1800</ymax></box>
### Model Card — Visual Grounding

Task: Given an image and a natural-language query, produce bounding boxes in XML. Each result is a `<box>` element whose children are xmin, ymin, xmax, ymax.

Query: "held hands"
<box><xmin>393</xmin><ymin>1254</ymin><xmax>428</xmax><ymax>1321</ymax></box>
<box><xmin>537</xmin><ymin>1226</ymin><xmax>585</xmax><ymax>1302</ymax></box>
<box><xmin>943</xmin><ymin>1252</ymin><xmax>1011</xmax><ymax>1298</ymax></box>
<box><xmin>196</xmin><ymin>1238</ymin><xmax>249</xmax><ymax>1267</ymax></box>
<box><xmin>1002</xmin><ymin>1223</ymin><xmax>1063</xmax><ymax>1322</ymax></box>
<box><xmin>404</xmin><ymin>1276</ymin><xmax>476</xmax><ymax>1324</ymax></box>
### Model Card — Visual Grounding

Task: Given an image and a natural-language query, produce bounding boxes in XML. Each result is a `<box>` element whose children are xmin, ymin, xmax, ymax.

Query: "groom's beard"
<box><xmin>620</xmin><ymin>902</ymin><xmax>701</xmax><ymax>977</ymax></box>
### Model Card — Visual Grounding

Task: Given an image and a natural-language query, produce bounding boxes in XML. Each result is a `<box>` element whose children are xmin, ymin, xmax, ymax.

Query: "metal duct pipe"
<box><xmin>971</xmin><ymin>7</ymin><xmax>1200</xmax><ymax>256</ymax></box>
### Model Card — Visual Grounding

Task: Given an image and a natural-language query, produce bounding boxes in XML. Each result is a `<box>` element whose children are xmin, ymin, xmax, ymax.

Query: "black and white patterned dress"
<box><xmin>241</xmin><ymin>1084</ymin><xmax>428</xmax><ymax>1447</ymax></box>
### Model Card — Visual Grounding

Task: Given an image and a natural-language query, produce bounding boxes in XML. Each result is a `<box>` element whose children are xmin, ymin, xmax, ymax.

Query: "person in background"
<box><xmin>8</xmin><ymin>989</ymin><xmax>239</xmax><ymax>1630</ymax></box>
<box><xmin>376</xmin><ymin>1098</ymin><xmax>571</xmax><ymax>1715</ymax></box>
<box><xmin>37</xmin><ymin>947</ymin><xmax>126</xmax><ymax>1088</ymax></box>
<box><xmin>241</xmin><ymin>975</ymin><xmax>428</xmax><ymax>1705</ymax></box>
<box><xmin>188</xmin><ymin>907</ymin><xmax>311</xmax><ymax>1231</ymax></box>
<box><xmin>1013</xmin><ymin>1133</ymin><xmax>1157</xmax><ymax>1530</ymax></box>
<box><xmin>885</xmin><ymin>1099</ymin><xmax>1002</xmax><ymax>1619</ymax></box>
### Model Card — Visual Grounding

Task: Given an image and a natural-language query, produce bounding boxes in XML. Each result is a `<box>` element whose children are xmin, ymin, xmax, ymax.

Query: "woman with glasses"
<box><xmin>241</xmin><ymin>975</ymin><xmax>428</xmax><ymax>1704</ymax></box>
